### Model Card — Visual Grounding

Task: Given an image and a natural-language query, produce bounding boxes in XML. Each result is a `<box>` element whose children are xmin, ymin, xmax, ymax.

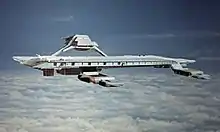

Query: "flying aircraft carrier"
<box><xmin>13</xmin><ymin>34</ymin><xmax>210</xmax><ymax>87</ymax></box>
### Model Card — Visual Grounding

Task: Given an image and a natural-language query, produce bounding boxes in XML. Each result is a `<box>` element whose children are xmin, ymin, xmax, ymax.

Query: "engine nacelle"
<box><xmin>191</xmin><ymin>74</ymin><xmax>210</xmax><ymax>80</ymax></box>
<box><xmin>172</xmin><ymin>69</ymin><xmax>192</xmax><ymax>76</ymax></box>
<box><xmin>78</xmin><ymin>74</ymin><xmax>115</xmax><ymax>83</ymax></box>
<box><xmin>172</xmin><ymin>67</ymin><xmax>210</xmax><ymax>80</ymax></box>
<box><xmin>98</xmin><ymin>80</ymin><xmax>123</xmax><ymax>87</ymax></box>
<box><xmin>78</xmin><ymin>74</ymin><xmax>94</xmax><ymax>83</ymax></box>
<box><xmin>77</xmin><ymin>74</ymin><xmax>122</xmax><ymax>87</ymax></box>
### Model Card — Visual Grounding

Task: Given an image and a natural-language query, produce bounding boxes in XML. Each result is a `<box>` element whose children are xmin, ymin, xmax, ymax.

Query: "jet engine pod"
<box><xmin>77</xmin><ymin>74</ymin><xmax>95</xmax><ymax>83</ymax></box>
<box><xmin>98</xmin><ymin>80</ymin><xmax>123</xmax><ymax>87</ymax></box>
<box><xmin>191</xmin><ymin>74</ymin><xmax>210</xmax><ymax>80</ymax></box>
<box><xmin>77</xmin><ymin>74</ymin><xmax>115</xmax><ymax>84</ymax></box>
<box><xmin>77</xmin><ymin>74</ymin><xmax>123</xmax><ymax>87</ymax></box>
<box><xmin>172</xmin><ymin>69</ymin><xmax>192</xmax><ymax>76</ymax></box>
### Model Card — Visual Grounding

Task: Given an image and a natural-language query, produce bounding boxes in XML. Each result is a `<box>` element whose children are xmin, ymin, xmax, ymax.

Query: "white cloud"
<box><xmin>0</xmin><ymin>71</ymin><xmax>220</xmax><ymax>131</ymax></box>
<box><xmin>131</xmin><ymin>33</ymin><xmax>175</xmax><ymax>39</ymax></box>
<box><xmin>198</xmin><ymin>57</ymin><xmax>220</xmax><ymax>61</ymax></box>
<box><xmin>52</xmin><ymin>15</ymin><xmax>74</xmax><ymax>22</ymax></box>
<box><xmin>128</xmin><ymin>31</ymin><xmax>220</xmax><ymax>39</ymax></box>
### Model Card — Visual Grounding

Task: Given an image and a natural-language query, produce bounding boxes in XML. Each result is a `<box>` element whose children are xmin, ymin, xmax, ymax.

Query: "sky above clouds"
<box><xmin>0</xmin><ymin>0</ymin><xmax>220</xmax><ymax>69</ymax></box>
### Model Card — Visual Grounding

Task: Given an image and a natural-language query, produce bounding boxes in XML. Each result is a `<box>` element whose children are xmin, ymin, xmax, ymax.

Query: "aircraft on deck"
<box><xmin>13</xmin><ymin>34</ymin><xmax>210</xmax><ymax>87</ymax></box>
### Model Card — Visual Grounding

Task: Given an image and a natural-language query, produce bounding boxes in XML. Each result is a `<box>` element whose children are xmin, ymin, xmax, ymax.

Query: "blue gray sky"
<box><xmin>1</xmin><ymin>0</ymin><xmax>220</xmax><ymax>70</ymax></box>
<box><xmin>1</xmin><ymin>1</ymin><xmax>220</xmax><ymax>131</ymax></box>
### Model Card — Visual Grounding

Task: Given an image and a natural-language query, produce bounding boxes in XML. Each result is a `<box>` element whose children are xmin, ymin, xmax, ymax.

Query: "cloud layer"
<box><xmin>123</xmin><ymin>31</ymin><xmax>220</xmax><ymax>39</ymax></box>
<box><xmin>0</xmin><ymin>70</ymin><xmax>220</xmax><ymax>132</ymax></box>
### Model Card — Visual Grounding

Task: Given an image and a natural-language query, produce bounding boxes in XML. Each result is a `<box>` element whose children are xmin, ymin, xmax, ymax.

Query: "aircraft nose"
<box><xmin>12</xmin><ymin>56</ymin><xmax>25</xmax><ymax>64</ymax></box>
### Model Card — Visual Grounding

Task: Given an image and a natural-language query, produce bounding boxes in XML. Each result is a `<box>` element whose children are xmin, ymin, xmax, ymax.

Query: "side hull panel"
<box><xmin>43</xmin><ymin>69</ymin><xmax>54</xmax><ymax>76</ymax></box>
